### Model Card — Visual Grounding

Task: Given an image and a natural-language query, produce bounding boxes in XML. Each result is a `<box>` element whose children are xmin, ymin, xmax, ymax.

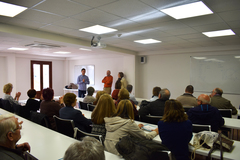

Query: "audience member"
<box><xmin>210</xmin><ymin>88</ymin><xmax>237</xmax><ymax>115</ymax></box>
<box><xmin>139</xmin><ymin>88</ymin><xmax>170</xmax><ymax>117</ymax></box>
<box><xmin>40</xmin><ymin>88</ymin><xmax>63</xmax><ymax>130</ymax></box>
<box><xmin>3</xmin><ymin>83</ymin><xmax>21</xmax><ymax>106</ymax></box>
<box><xmin>187</xmin><ymin>94</ymin><xmax>225</xmax><ymax>132</ymax></box>
<box><xmin>115</xmin><ymin>88</ymin><xmax>139</xmax><ymax>120</ymax></box>
<box><xmin>25</xmin><ymin>89</ymin><xmax>42</xmax><ymax>112</ymax></box>
<box><xmin>158</xmin><ymin>100</ymin><xmax>192</xmax><ymax>160</ymax></box>
<box><xmin>83</xmin><ymin>87</ymin><xmax>96</xmax><ymax>103</ymax></box>
<box><xmin>63</xmin><ymin>136</ymin><xmax>105</xmax><ymax>160</ymax></box>
<box><xmin>127</xmin><ymin>84</ymin><xmax>138</xmax><ymax>105</ymax></box>
<box><xmin>93</xmin><ymin>91</ymin><xmax>105</xmax><ymax>105</ymax></box>
<box><xmin>118</xmin><ymin>72</ymin><xmax>127</xmax><ymax>89</ymax></box>
<box><xmin>60</xmin><ymin>93</ymin><xmax>92</xmax><ymax>133</ymax></box>
<box><xmin>102</xmin><ymin>70</ymin><xmax>113</xmax><ymax>94</ymax></box>
<box><xmin>77</xmin><ymin>68</ymin><xmax>90</xmax><ymax>98</ymax></box>
<box><xmin>111</xmin><ymin>81</ymin><xmax>121</xmax><ymax>100</ymax></box>
<box><xmin>0</xmin><ymin>114</ymin><xmax>30</xmax><ymax>160</ymax></box>
<box><xmin>149</xmin><ymin>86</ymin><xmax>161</xmax><ymax>102</ymax></box>
<box><xmin>104</xmin><ymin>100</ymin><xmax>158</xmax><ymax>156</ymax></box>
<box><xmin>91</xmin><ymin>94</ymin><xmax>116</xmax><ymax>139</ymax></box>
<box><xmin>176</xmin><ymin>85</ymin><xmax>197</xmax><ymax>108</ymax></box>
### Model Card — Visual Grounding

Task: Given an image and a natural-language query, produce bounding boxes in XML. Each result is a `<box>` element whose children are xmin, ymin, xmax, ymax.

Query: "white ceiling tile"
<box><xmin>139</xmin><ymin>0</ymin><xmax>192</xmax><ymax>10</ymax></box>
<box><xmin>39</xmin><ymin>25</ymin><xmax>74</xmax><ymax>34</ymax></box>
<box><xmin>218</xmin><ymin>10</ymin><xmax>240</xmax><ymax>22</ymax></box>
<box><xmin>205</xmin><ymin>0</ymin><xmax>240</xmax><ymax>12</ymax></box>
<box><xmin>98</xmin><ymin>0</ymin><xmax>155</xmax><ymax>18</ymax></box>
<box><xmin>102</xmin><ymin>19</ymin><xmax>142</xmax><ymax>30</ymax></box>
<box><xmin>16</xmin><ymin>9</ymin><xmax>64</xmax><ymax>24</ymax></box>
<box><xmin>53</xmin><ymin>18</ymin><xmax>94</xmax><ymax>30</ymax></box>
<box><xmin>176</xmin><ymin>33</ymin><xmax>206</xmax><ymax>40</ymax></box>
<box><xmin>148</xmin><ymin>21</ymin><xmax>188</xmax><ymax>31</ymax></box>
<box><xmin>6</xmin><ymin>17</ymin><xmax>46</xmax><ymax>29</ymax></box>
<box><xmin>192</xmin><ymin>22</ymin><xmax>230</xmax><ymax>32</ymax></box>
<box><xmin>71</xmin><ymin>0</ymin><xmax>118</xmax><ymax>8</ymax></box>
<box><xmin>164</xmin><ymin>27</ymin><xmax>198</xmax><ymax>36</ymax></box>
<box><xmin>0</xmin><ymin>0</ymin><xmax>44</xmax><ymax>8</ymax></box>
<box><xmin>33</xmin><ymin>0</ymin><xmax>91</xmax><ymax>16</ymax></box>
<box><xmin>72</xmin><ymin>9</ymin><xmax>120</xmax><ymax>24</ymax></box>
<box><xmin>227</xmin><ymin>21</ymin><xmax>240</xmax><ymax>29</ymax></box>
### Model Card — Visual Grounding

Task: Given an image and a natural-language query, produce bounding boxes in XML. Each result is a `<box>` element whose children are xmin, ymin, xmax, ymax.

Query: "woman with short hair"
<box><xmin>158</xmin><ymin>99</ymin><xmax>192</xmax><ymax>160</ymax></box>
<box><xmin>3</xmin><ymin>83</ymin><xmax>21</xmax><ymax>105</ymax></box>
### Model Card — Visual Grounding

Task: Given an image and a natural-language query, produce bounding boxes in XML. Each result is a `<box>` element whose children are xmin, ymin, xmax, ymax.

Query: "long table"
<box><xmin>0</xmin><ymin>109</ymin><xmax>122</xmax><ymax>160</ymax></box>
<box><xmin>78</xmin><ymin>108</ymin><xmax>240</xmax><ymax>160</ymax></box>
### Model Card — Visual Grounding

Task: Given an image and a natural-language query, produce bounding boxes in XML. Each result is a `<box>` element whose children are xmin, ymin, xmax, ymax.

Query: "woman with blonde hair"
<box><xmin>91</xmin><ymin>94</ymin><xmax>116</xmax><ymax>139</ymax></box>
<box><xmin>104</xmin><ymin>99</ymin><xmax>158</xmax><ymax>155</ymax></box>
<box><xmin>93</xmin><ymin>91</ymin><xmax>105</xmax><ymax>105</ymax></box>
<box><xmin>158</xmin><ymin>99</ymin><xmax>192</xmax><ymax>160</ymax></box>
<box><xmin>3</xmin><ymin>83</ymin><xmax>21</xmax><ymax>105</ymax></box>
<box><xmin>115</xmin><ymin>88</ymin><xmax>138</xmax><ymax>120</ymax></box>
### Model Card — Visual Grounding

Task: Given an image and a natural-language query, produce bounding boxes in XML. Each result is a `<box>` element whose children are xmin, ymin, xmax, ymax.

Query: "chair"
<box><xmin>218</xmin><ymin>109</ymin><xmax>232</xmax><ymax>118</ymax></box>
<box><xmin>139</xmin><ymin>100</ymin><xmax>150</xmax><ymax>109</ymax></box>
<box><xmin>79</xmin><ymin>101</ymin><xmax>89</xmax><ymax>110</ymax></box>
<box><xmin>88</xmin><ymin>104</ymin><xmax>95</xmax><ymax>111</ymax></box>
<box><xmin>192</xmin><ymin>124</ymin><xmax>211</xmax><ymax>133</ymax></box>
<box><xmin>30</xmin><ymin>111</ymin><xmax>51</xmax><ymax>129</ymax></box>
<box><xmin>74</xmin><ymin>127</ymin><xmax>103</xmax><ymax>144</ymax></box>
<box><xmin>183</xmin><ymin>106</ymin><xmax>194</xmax><ymax>112</ymax></box>
<box><xmin>53</xmin><ymin>115</ymin><xmax>75</xmax><ymax>138</ymax></box>
<box><xmin>1</xmin><ymin>99</ymin><xmax>14</xmax><ymax>113</ymax></box>
<box><xmin>150</xmin><ymin>150</ymin><xmax>172</xmax><ymax>160</ymax></box>
<box><xmin>140</xmin><ymin>115</ymin><xmax>162</xmax><ymax>125</ymax></box>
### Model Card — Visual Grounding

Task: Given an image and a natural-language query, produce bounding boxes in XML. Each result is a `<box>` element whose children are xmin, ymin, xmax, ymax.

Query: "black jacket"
<box><xmin>139</xmin><ymin>99</ymin><xmax>168</xmax><ymax>116</ymax></box>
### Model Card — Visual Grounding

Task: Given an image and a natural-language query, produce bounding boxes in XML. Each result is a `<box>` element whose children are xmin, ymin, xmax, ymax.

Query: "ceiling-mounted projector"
<box><xmin>91</xmin><ymin>36</ymin><xmax>106</xmax><ymax>48</ymax></box>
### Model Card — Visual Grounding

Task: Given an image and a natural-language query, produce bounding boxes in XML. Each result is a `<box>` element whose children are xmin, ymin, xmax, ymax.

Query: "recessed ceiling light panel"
<box><xmin>0</xmin><ymin>2</ymin><xmax>27</xmax><ymax>17</ymax></box>
<box><xmin>202</xmin><ymin>29</ymin><xmax>235</xmax><ymax>37</ymax></box>
<box><xmin>54</xmin><ymin>51</ymin><xmax>71</xmax><ymax>54</ymax></box>
<box><xmin>80</xmin><ymin>48</ymin><xmax>92</xmax><ymax>51</ymax></box>
<box><xmin>161</xmin><ymin>1</ymin><xmax>213</xmax><ymax>19</ymax></box>
<box><xmin>79</xmin><ymin>25</ymin><xmax>117</xmax><ymax>34</ymax></box>
<box><xmin>8</xmin><ymin>47</ymin><xmax>28</xmax><ymax>51</ymax></box>
<box><xmin>134</xmin><ymin>39</ymin><xmax>161</xmax><ymax>44</ymax></box>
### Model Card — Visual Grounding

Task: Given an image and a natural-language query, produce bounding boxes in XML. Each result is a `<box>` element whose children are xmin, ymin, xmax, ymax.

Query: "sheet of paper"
<box><xmin>142</xmin><ymin>124</ymin><xmax>157</xmax><ymax>132</ymax></box>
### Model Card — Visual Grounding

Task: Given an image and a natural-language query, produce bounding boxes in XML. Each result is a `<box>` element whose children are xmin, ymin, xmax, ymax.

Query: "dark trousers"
<box><xmin>78</xmin><ymin>90</ymin><xmax>86</xmax><ymax>98</ymax></box>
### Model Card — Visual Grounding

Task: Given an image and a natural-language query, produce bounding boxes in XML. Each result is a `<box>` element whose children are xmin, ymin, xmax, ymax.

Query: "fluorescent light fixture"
<box><xmin>204</xmin><ymin>59</ymin><xmax>224</xmax><ymax>63</ymax></box>
<box><xmin>193</xmin><ymin>57</ymin><xmax>206</xmax><ymax>60</ymax></box>
<box><xmin>80</xmin><ymin>48</ymin><xmax>92</xmax><ymax>51</ymax></box>
<box><xmin>8</xmin><ymin>47</ymin><xmax>28</xmax><ymax>51</ymax></box>
<box><xmin>54</xmin><ymin>51</ymin><xmax>71</xmax><ymax>54</ymax></box>
<box><xmin>134</xmin><ymin>39</ymin><xmax>161</xmax><ymax>44</ymax></box>
<box><xmin>202</xmin><ymin>29</ymin><xmax>235</xmax><ymax>37</ymax></box>
<box><xmin>0</xmin><ymin>2</ymin><xmax>27</xmax><ymax>17</ymax></box>
<box><xmin>79</xmin><ymin>25</ymin><xmax>117</xmax><ymax>34</ymax></box>
<box><xmin>234</xmin><ymin>56</ymin><xmax>240</xmax><ymax>59</ymax></box>
<box><xmin>161</xmin><ymin>1</ymin><xmax>213</xmax><ymax>19</ymax></box>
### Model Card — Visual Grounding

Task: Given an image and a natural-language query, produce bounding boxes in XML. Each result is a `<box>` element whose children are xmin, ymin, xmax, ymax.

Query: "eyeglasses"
<box><xmin>13</xmin><ymin>124</ymin><xmax>22</xmax><ymax>131</ymax></box>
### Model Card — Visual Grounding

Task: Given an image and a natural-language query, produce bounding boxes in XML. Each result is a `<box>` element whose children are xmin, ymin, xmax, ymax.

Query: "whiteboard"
<box><xmin>190</xmin><ymin>55</ymin><xmax>240</xmax><ymax>94</ymax></box>
<box><xmin>74</xmin><ymin>65</ymin><xmax>95</xmax><ymax>85</ymax></box>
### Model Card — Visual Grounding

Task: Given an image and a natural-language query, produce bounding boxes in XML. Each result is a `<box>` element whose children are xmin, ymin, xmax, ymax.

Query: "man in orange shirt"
<box><xmin>102</xmin><ymin>70</ymin><xmax>113</xmax><ymax>94</ymax></box>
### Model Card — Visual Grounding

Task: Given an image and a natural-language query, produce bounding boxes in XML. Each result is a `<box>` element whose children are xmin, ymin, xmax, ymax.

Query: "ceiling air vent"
<box><xmin>25</xmin><ymin>41</ymin><xmax>63</xmax><ymax>48</ymax></box>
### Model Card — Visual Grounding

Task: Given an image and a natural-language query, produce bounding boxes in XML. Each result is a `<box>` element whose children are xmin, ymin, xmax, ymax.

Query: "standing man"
<box><xmin>77</xmin><ymin>68</ymin><xmax>90</xmax><ymax>98</ymax></box>
<box><xmin>102</xmin><ymin>70</ymin><xmax>113</xmax><ymax>94</ymax></box>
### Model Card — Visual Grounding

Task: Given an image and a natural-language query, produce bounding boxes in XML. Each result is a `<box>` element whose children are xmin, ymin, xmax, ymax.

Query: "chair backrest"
<box><xmin>74</xmin><ymin>127</ymin><xmax>103</xmax><ymax>144</ymax></box>
<box><xmin>30</xmin><ymin>111</ymin><xmax>51</xmax><ymax>129</ymax></box>
<box><xmin>192</xmin><ymin>124</ymin><xmax>211</xmax><ymax>133</ymax></box>
<box><xmin>88</xmin><ymin>104</ymin><xmax>95</xmax><ymax>111</ymax></box>
<box><xmin>53</xmin><ymin>115</ymin><xmax>75</xmax><ymax>137</ymax></box>
<box><xmin>1</xmin><ymin>99</ymin><xmax>14</xmax><ymax>113</ymax></box>
<box><xmin>150</xmin><ymin>150</ymin><xmax>172</xmax><ymax>160</ymax></box>
<box><xmin>79</xmin><ymin>101</ymin><xmax>89</xmax><ymax>110</ymax></box>
<box><xmin>140</xmin><ymin>115</ymin><xmax>162</xmax><ymax>125</ymax></box>
<box><xmin>183</xmin><ymin>106</ymin><xmax>194</xmax><ymax>112</ymax></box>
<box><xmin>218</xmin><ymin>109</ymin><xmax>232</xmax><ymax>118</ymax></box>
<box><xmin>139</xmin><ymin>100</ymin><xmax>150</xmax><ymax>109</ymax></box>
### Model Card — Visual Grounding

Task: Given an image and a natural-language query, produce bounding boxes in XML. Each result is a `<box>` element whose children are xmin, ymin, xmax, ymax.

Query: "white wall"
<box><xmin>0</xmin><ymin>57</ymin><xmax>7</xmax><ymax>98</ymax></box>
<box><xmin>135</xmin><ymin>51</ymin><xmax>240</xmax><ymax>108</ymax></box>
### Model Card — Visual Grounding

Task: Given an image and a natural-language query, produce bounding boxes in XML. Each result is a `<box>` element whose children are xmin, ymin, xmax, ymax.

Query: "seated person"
<box><xmin>127</xmin><ymin>84</ymin><xmax>138</xmax><ymax>105</ymax></box>
<box><xmin>3</xmin><ymin>83</ymin><xmax>21</xmax><ymax>106</ymax></box>
<box><xmin>0</xmin><ymin>114</ymin><xmax>31</xmax><ymax>160</ymax></box>
<box><xmin>104</xmin><ymin>100</ymin><xmax>158</xmax><ymax>156</ymax></box>
<box><xmin>111</xmin><ymin>80</ymin><xmax>121</xmax><ymax>100</ymax></box>
<box><xmin>40</xmin><ymin>88</ymin><xmax>63</xmax><ymax>130</ymax></box>
<box><xmin>63</xmin><ymin>136</ymin><xmax>105</xmax><ymax>160</ymax></box>
<box><xmin>60</xmin><ymin>93</ymin><xmax>92</xmax><ymax>133</ymax></box>
<box><xmin>139</xmin><ymin>88</ymin><xmax>170</xmax><ymax>117</ymax></box>
<box><xmin>158</xmin><ymin>100</ymin><xmax>192</xmax><ymax>160</ymax></box>
<box><xmin>176</xmin><ymin>85</ymin><xmax>197</xmax><ymax>108</ymax></box>
<box><xmin>93</xmin><ymin>91</ymin><xmax>105</xmax><ymax>105</ymax></box>
<box><xmin>83</xmin><ymin>87</ymin><xmax>96</xmax><ymax>103</ymax></box>
<box><xmin>210</xmin><ymin>88</ymin><xmax>237</xmax><ymax>115</ymax></box>
<box><xmin>149</xmin><ymin>86</ymin><xmax>161</xmax><ymax>102</ymax></box>
<box><xmin>91</xmin><ymin>94</ymin><xmax>116</xmax><ymax>140</ymax></box>
<box><xmin>187</xmin><ymin>94</ymin><xmax>225</xmax><ymax>132</ymax></box>
<box><xmin>115</xmin><ymin>88</ymin><xmax>139</xmax><ymax>120</ymax></box>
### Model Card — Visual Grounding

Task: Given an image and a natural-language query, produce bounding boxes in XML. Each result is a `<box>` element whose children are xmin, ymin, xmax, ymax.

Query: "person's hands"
<box><xmin>59</xmin><ymin>96</ymin><xmax>64</xmax><ymax>104</ymax></box>
<box><xmin>82</xmin><ymin>114</ymin><xmax>85</xmax><ymax>117</ymax></box>
<box><xmin>17</xmin><ymin>142</ymin><xmax>31</xmax><ymax>152</ymax></box>
<box><xmin>138</xmin><ymin>124</ymin><xmax>144</xmax><ymax>129</ymax></box>
<box><xmin>152</xmin><ymin>128</ymin><xmax>159</xmax><ymax>134</ymax></box>
<box><xmin>83</xmin><ymin>79</ymin><xmax>85</xmax><ymax>82</ymax></box>
<box><xmin>40</xmin><ymin>94</ymin><xmax>44</xmax><ymax>100</ymax></box>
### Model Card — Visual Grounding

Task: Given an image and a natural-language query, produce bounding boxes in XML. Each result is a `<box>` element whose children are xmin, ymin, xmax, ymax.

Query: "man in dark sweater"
<box><xmin>139</xmin><ymin>88</ymin><xmax>170</xmax><ymax>116</ymax></box>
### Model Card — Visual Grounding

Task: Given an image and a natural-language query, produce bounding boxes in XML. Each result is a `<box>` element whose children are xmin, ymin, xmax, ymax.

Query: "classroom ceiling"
<box><xmin>0</xmin><ymin>0</ymin><xmax>240</xmax><ymax>58</ymax></box>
